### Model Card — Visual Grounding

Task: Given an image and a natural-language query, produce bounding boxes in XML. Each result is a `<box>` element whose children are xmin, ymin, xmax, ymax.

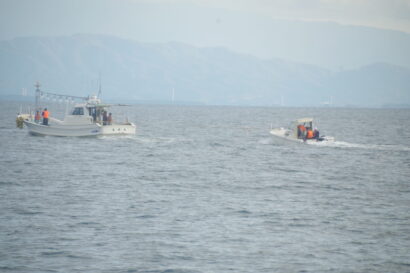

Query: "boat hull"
<box><xmin>24</xmin><ymin>120</ymin><xmax>136</xmax><ymax>137</ymax></box>
<box><xmin>99</xmin><ymin>123</ymin><xmax>136</xmax><ymax>135</ymax></box>
<box><xmin>24</xmin><ymin>121</ymin><xmax>101</xmax><ymax>136</ymax></box>
<box><xmin>24</xmin><ymin>120</ymin><xmax>137</xmax><ymax>137</ymax></box>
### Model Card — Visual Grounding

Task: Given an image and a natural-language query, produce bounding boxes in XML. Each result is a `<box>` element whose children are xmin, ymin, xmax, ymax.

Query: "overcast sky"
<box><xmin>1</xmin><ymin>0</ymin><xmax>409</xmax><ymax>39</ymax></box>
<box><xmin>172</xmin><ymin>0</ymin><xmax>410</xmax><ymax>32</ymax></box>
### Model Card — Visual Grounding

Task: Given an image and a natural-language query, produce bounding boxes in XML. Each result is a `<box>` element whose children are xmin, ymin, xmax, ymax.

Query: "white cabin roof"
<box><xmin>295</xmin><ymin>118</ymin><xmax>313</xmax><ymax>123</ymax></box>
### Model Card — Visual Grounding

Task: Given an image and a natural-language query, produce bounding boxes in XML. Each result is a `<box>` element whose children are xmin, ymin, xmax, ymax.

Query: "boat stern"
<box><xmin>100</xmin><ymin>123</ymin><xmax>136</xmax><ymax>135</ymax></box>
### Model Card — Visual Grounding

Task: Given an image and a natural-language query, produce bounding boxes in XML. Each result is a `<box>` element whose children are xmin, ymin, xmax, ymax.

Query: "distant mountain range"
<box><xmin>0</xmin><ymin>34</ymin><xmax>409</xmax><ymax>107</ymax></box>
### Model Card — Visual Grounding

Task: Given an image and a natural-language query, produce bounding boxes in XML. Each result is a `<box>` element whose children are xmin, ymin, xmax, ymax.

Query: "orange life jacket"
<box><xmin>298</xmin><ymin>125</ymin><xmax>306</xmax><ymax>131</ymax></box>
<box><xmin>43</xmin><ymin>110</ymin><xmax>49</xmax><ymax>118</ymax></box>
<box><xmin>306</xmin><ymin>130</ymin><xmax>314</xmax><ymax>139</ymax></box>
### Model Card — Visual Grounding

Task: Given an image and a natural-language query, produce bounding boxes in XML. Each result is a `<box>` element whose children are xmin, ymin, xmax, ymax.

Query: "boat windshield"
<box><xmin>87</xmin><ymin>106</ymin><xmax>107</xmax><ymax>123</ymax></box>
<box><xmin>297</xmin><ymin>121</ymin><xmax>312</xmax><ymax>129</ymax></box>
<box><xmin>72</xmin><ymin>107</ymin><xmax>84</xmax><ymax>115</ymax></box>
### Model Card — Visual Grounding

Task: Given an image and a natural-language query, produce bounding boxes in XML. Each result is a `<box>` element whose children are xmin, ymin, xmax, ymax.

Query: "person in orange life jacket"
<box><xmin>297</xmin><ymin>124</ymin><xmax>306</xmax><ymax>139</ymax></box>
<box><xmin>42</xmin><ymin>108</ymin><xmax>49</xmax><ymax>125</ymax></box>
<box><xmin>34</xmin><ymin>110</ymin><xmax>41</xmax><ymax>124</ymax></box>
<box><xmin>306</xmin><ymin>129</ymin><xmax>314</xmax><ymax>139</ymax></box>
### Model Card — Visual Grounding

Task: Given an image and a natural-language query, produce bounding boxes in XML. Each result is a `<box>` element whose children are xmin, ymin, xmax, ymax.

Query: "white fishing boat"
<box><xmin>17</xmin><ymin>83</ymin><xmax>136</xmax><ymax>137</ymax></box>
<box><xmin>270</xmin><ymin>118</ymin><xmax>334</xmax><ymax>143</ymax></box>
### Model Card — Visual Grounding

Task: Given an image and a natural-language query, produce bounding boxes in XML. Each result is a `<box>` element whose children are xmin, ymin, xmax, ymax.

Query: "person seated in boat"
<box><xmin>306</xmin><ymin>128</ymin><xmax>314</xmax><ymax>139</ymax></box>
<box><xmin>313</xmin><ymin>128</ymin><xmax>320</xmax><ymax>139</ymax></box>
<box><xmin>107</xmin><ymin>113</ymin><xmax>112</xmax><ymax>125</ymax></box>
<box><xmin>297</xmin><ymin>124</ymin><xmax>306</xmax><ymax>139</ymax></box>
<box><xmin>34</xmin><ymin>111</ymin><xmax>41</xmax><ymax>123</ymax></box>
<box><xmin>102</xmin><ymin>111</ymin><xmax>108</xmax><ymax>125</ymax></box>
<box><xmin>42</xmin><ymin>108</ymin><xmax>49</xmax><ymax>125</ymax></box>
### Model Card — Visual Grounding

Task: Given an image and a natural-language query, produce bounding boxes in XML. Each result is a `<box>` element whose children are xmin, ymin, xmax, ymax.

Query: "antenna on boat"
<box><xmin>35</xmin><ymin>81</ymin><xmax>41</xmax><ymax>112</ymax></box>
<box><xmin>19</xmin><ymin>88</ymin><xmax>27</xmax><ymax>115</ymax></box>
<box><xmin>97</xmin><ymin>73</ymin><xmax>102</xmax><ymax>99</ymax></box>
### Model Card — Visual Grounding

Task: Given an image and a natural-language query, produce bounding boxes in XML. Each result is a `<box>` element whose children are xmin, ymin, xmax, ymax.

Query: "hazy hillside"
<box><xmin>0</xmin><ymin>35</ymin><xmax>409</xmax><ymax>107</ymax></box>
<box><xmin>325</xmin><ymin>63</ymin><xmax>410</xmax><ymax>106</ymax></box>
<box><xmin>2</xmin><ymin>1</ymin><xmax>410</xmax><ymax>70</ymax></box>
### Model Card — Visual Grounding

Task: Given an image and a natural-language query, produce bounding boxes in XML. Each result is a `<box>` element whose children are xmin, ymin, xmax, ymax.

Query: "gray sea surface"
<box><xmin>1</xmin><ymin>101</ymin><xmax>410</xmax><ymax>273</ymax></box>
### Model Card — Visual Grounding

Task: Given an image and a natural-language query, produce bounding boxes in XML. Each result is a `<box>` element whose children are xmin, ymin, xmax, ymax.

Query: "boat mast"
<box><xmin>35</xmin><ymin>82</ymin><xmax>41</xmax><ymax>113</ymax></box>
<box><xmin>98</xmin><ymin>72</ymin><xmax>102</xmax><ymax>99</ymax></box>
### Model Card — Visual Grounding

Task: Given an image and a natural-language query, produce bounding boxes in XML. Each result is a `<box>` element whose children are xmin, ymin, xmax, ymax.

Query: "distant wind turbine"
<box><xmin>172</xmin><ymin>88</ymin><xmax>175</xmax><ymax>103</ymax></box>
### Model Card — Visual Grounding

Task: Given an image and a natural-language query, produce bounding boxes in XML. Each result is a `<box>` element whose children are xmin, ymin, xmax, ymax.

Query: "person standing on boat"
<box><xmin>102</xmin><ymin>111</ymin><xmax>108</xmax><ymax>125</ymax></box>
<box><xmin>42</xmin><ymin>108</ymin><xmax>49</xmax><ymax>125</ymax></box>
<box><xmin>297</xmin><ymin>124</ymin><xmax>306</xmax><ymax>139</ymax></box>
<box><xmin>313</xmin><ymin>128</ymin><xmax>320</xmax><ymax>140</ymax></box>
<box><xmin>107</xmin><ymin>113</ymin><xmax>112</xmax><ymax>125</ymax></box>
<box><xmin>34</xmin><ymin>110</ymin><xmax>41</xmax><ymax>124</ymax></box>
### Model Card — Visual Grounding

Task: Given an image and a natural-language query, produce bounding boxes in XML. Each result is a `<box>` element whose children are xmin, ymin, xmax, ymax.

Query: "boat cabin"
<box><xmin>64</xmin><ymin>95</ymin><xmax>111</xmax><ymax>125</ymax></box>
<box><xmin>292</xmin><ymin>118</ymin><xmax>313</xmax><ymax>139</ymax></box>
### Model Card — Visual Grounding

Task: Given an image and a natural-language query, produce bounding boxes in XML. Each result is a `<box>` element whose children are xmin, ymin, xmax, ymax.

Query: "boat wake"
<box><xmin>308</xmin><ymin>140</ymin><xmax>410</xmax><ymax>151</ymax></box>
<box><xmin>135</xmin><ymin>136</ymin><xmax>177</xmax><ymax>144</ymax></box>
<box><xmin>98</xmin><ymin>134</ymin><xmax>137</xmax><ymax>140</ymax></box>
<box><xmin>258</xmin><ymin>138</ymin><xmax>275</xmax><ymax>145</ymax></box>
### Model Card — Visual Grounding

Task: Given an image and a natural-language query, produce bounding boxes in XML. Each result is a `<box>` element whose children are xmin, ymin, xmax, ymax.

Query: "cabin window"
<box><xmin>72</xmin><ymin>107</ymin><xmax>84</xmax><ymax>115</ymax></box>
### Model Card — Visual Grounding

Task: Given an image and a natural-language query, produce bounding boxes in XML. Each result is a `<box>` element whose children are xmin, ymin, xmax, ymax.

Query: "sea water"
<box><xmin>1</xmin><ymin>102</ymin><xmax>410</xmax><ymax>272</ymax></box>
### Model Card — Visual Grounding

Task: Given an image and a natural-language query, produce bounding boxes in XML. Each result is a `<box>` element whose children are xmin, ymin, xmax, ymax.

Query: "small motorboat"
<box><xmin>17</xmin><ymin>83</ymin><xmax>136</xmax><ymax>137</ymax></box>
<box><xmin>270</xmin><ymin>118</ymin><xmax>334</xmax><ymax>143</ymax></box>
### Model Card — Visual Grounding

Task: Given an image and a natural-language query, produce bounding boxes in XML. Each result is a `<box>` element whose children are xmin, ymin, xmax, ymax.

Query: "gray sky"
<box><xmin>1</xmin><ymin>0</ymin><xmax>409</xmax><ymax>39</ymax></box>
<box><xmin>167</xmin><ymin>0</ymin><xmax>410</xmax><ymax>32</ymax></box>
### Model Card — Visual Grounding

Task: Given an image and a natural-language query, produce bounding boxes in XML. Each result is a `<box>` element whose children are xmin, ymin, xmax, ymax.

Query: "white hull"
<box><xmin>270</xmin><ymin>128</ymin><xmax>334</xmax><ymax>143</ymax></box>
<box><xmin>24</xmin><ymin>120</ymin><xmax>101</xmax><ymax>136</ymax></box>
<box><xmin>24</xmin><ymin>120</ymin><xmax>136</xmax><ymax>137</ymax></box>
<box><xmin>100</xmin><ymin>123</ymin><xmax>136</xmax><ymax>135</ymax></box>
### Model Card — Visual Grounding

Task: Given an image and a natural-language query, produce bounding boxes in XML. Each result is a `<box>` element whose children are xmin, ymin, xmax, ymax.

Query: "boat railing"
<box><xmin>49</xmin><ymin>117</ymin><xmax>64</xmax><ymax>124</ymax></box>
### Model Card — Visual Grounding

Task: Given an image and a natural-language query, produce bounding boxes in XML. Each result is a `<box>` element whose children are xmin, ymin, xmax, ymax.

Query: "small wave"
<box><xmin>136</xmin><ymin>214</ymin><xmax>156</xmax><ymax>219</ymax></box>
<box><xmin>14</xmin><ymin>208</ymin><xmax>43</xmax><ymax>215</ymax></box>
<box><xmin>258</xmin><ymin>138</ymin><xmax>274</xmax><ymax>145</ymax></box>
<box><xmin>77</xmin><ymin>221</ymin><xmax>101</xmax><ymax>226</ymax></box>
<box><xmin>0</xmin><ymin>181</ymin><xmax>15</xmax><ymax>186</ymax></box>
<box><xmin>160</xmin><ymin>269</ymin><xmax>201</xmax><ymax>273</ymax></box>
<box><xmin>0</xmin><ymin>266</ymin><xmax>31</xmax><ymax>271</ymax></box>
<box><xmin>237</xmin><ymin>209</ymin><xmax>252</xmax><ymax>215</ymax></box>
<box><xmin>209</xmin><ymin>142</ymin><xmax>224</xmax><ymax>147</ymax></box>
<box><xmin>41</xmin><ymin>251</ymin><xmax>67</xmax><ymax>256</ymax></box>
<box><xmin>67</xmin><ymin>254</ymin><xmax>91</xmax><ymax>259</ymax></box>
<box><xmin>134</xmin><ymin>136</ymin><xmax>177</xmax><ymax>144</ymax></box>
